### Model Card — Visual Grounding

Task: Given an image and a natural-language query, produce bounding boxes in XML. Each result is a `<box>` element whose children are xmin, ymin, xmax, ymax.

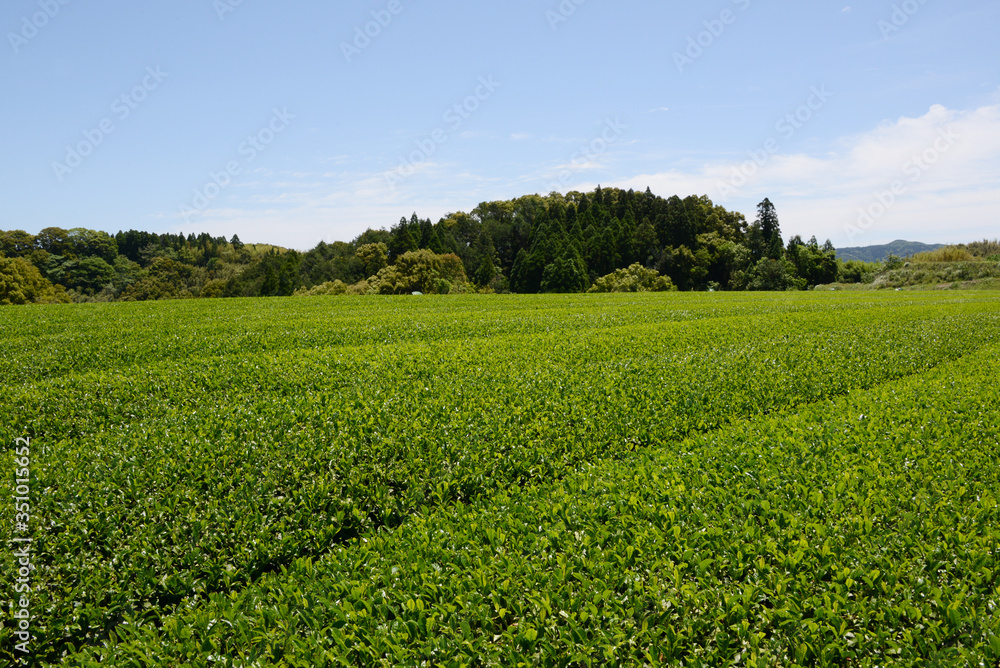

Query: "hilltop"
<box><xmin>835</xmin><ymin>240</ymin><xmax>946</xmax><ymax>263</ymax></box>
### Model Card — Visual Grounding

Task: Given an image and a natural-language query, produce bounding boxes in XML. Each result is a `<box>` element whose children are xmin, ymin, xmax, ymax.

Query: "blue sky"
<box><xmin>3</xmin><ymin>0</ymin><xmax>998</xmax><ymax>250</ymax></box>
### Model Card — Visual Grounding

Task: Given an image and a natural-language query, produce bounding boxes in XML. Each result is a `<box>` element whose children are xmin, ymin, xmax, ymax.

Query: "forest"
<box><xmin>0</xmin><ymin>187</ymin><xmax>973</xmax><ymax>304</ymax></box>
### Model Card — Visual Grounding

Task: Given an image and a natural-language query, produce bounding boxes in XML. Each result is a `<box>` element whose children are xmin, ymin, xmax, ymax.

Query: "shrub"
<box><xmin>295</xmin><ymin>280</ymin><xmax>349</xmax><ymax>296</ymax></box>
<box><xmin>588</xmin><ymin>263</ymin><xmax>675</xmax><ymax>293</ymax></box>
<box><xmin>911</xmin><ymin>247</ymin><xmax>975</xmax><ymax>263</ymax></box>
<box><xmin>368</xmin><ymin>250</ymin><xmax>468</xmax><ymax>295</ymax></box>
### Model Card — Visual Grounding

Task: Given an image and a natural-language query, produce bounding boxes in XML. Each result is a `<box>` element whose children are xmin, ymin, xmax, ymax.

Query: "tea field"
<box><xmin>2</xmin><ymin>292</ymin><xmax>999</xmax><ymax>666</ymax></box>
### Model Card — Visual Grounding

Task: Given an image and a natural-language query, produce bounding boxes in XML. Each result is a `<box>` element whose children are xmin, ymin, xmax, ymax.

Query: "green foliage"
<box><xmin>785</xmin><ymin>235</ymin><xmax>838</xmax><ymax>288</ymax></box>
<box><xmin>388</xmin><ymin>214</ymin><xmax>422</xmax><ymax>260</ymax></box>
<box><xmin>368</xmin><ymin>249</ymin><xmax>468</xmax><ymax>295</ymax></box>
<box><xmin>11</xmin><ymin>191</ymin><xmax>956</xmax><ymax>301</ymax></box>
<box><xmin>295</xmin><ymin>279</ymin><xmax>349</xmax><ymax>296</ymax></box>
<box><xmin>112</xmin><ymin>343</ymin><xmax>1000</xmax><ymax>666</ymax></box>
<box><xmin>657</xmin><ymin>244</ymin><xmax>702</xmax><ymax>290</ymax></box>
<box><xmin>837</xmin><ymin>259</ymin><xmax>878</xmax><ymax>284</ymax></box>
<box><xmin>873</xmin><ymin>261</ymin><xmax>1000</xmax><ymax>290</ymax></box>
<box><xmin>965</xmin><ymin>238</ymin><xmax>1000</xmax><ymax>259</ymax></box>
<box><xmin>224</xmin><ymin>250</ymin><xmax>302</xmax><ymax>298</ymax></box>
<box><xmin>0</xmin><ymin>229</ymin><xmax>38</xmax><ymax>257</ymax></box>
<box><xmin>355</xmin><ymin>242</ymin><xmax>389</xmax><ymax>277</ymax></box>
<box><xmin>588</xmin><ymin>263</ymin><xmax>675</xmax><ymax>293</ymax></box>
<box><xmin>884</xmin><ymin>253</ymin><xmax>905</xmax><ymax>271</ymax></box>
<box><xmin>0</xmin><ymin>256</ymin><xmax>70</xmax><ymax>305</ymax></box>
<box><xmin>68</xmin><ymin>228</ymin><xmax>119</xmax><ymax>264</ymax></box>
<box><xmin>300</xmin><ymin>241</ymin><xmax>364</xmax><ymax>288</ymax></box>
<box><xmin>122</xmin><ymin>257</ymin><xmax>205</xmax><ymax>300</ymax></box>
<box><xmin>755</xmin><ymin>197</ymin><xmax>783</xmax><ymax>260</ymax></box>
<box><xmin>911</xmin><ymin>246</ymin><xmax>976</xmax><ymax>263</ymax></box>
<box><xmin>2</xmin><ymin>197</ymin><xmax>993</xmax><ymax>308</ymax></box>
<box><xmin>5</xmin><ymin>293</ymin><xmax>1000</xmax><ymax>665</ymax></box>
<box><xmin>744</xmin><ymin>257</ymin><xmax>800</xmax><ymax>291</ymax></box>
<box><xmin>34</xmin><ymin>227</ymin><xmax>76</xmax><ymax>257</ymax></box>
<box><xmin>540</xmin><ymin>254</ymin><xmax>589</xmax><ymax>293</ymax></box>
<box><xmin>63</xmin><ymin>256</ymin><xmax>117</xmax><ymax>295</ymax></box>
<box><xmin>835</xmin><ymin>240</ymin><xmax>946</xmax><ymax>263</ymax></box>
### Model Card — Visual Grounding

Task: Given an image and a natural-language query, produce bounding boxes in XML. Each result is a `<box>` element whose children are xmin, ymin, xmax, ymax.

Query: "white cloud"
<box><xmin>612</xmin><ymin>99</ymin><xmax>1000</xmax><ymax>246</ymax></box>
<box><xmin>163</xmin><ymin>163</ymin><xmax>501</xmax><ymax>250</ymax></box>
<box><xmin>164</xmin><ymin>99</ymin><xmax>1000</xmax><ymax>251</ymax></box>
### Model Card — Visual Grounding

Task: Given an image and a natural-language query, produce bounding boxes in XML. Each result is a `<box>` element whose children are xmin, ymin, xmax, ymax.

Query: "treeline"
<box><xmin>864</xmin><ymin>241</ymin><xmax>1000</xmax><ymax>290</ymax></box>
<box><xmin>3</xmin><ymin>188</ymin><xmax>886</xmax><ymax>305</ymax></box>
<box><xmin>911</xmin><ymin>241</ymin><xmax>1000</xmax><ymax>262</ymax></box>
<box><xmin>0</xmin><ymin>227</ymin><xmax>293</xmax><ymax>304</ymax></box>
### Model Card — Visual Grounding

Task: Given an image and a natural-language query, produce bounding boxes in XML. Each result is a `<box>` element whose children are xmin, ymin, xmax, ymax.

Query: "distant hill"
<box><xmin>835</xmin><ymin>240</ymin><xmax>946</xmax><ymax>263</ymax></box>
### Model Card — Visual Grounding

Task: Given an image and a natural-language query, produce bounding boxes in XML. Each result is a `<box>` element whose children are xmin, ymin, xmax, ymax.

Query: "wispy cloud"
<box><xmin>611</xmin><ymin>99</ymin><xmax>1000</xmax><ymax>245</ymax></box>
<box><xmin>164</xmin><ymin>98</ymin><xmax>1000</xmax><ymax>250</ymax></box>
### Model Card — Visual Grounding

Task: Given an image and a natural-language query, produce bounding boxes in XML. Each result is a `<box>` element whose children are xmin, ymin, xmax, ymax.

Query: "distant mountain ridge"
<box><xmin>835</xmin><ymin>240</ymin><xmax>946</xmax><ymax>263</ymax></box>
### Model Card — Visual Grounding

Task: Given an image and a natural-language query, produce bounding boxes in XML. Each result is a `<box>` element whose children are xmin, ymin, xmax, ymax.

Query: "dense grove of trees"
<box><xmin>966</xmin><ymin>240</ymin><xmax>1000</xmax><ymax>259</ymax></box>
<box><xmin>1</xmin><ymin>188</ymin><xmax>892</xmax><ymax>304</ymax></box>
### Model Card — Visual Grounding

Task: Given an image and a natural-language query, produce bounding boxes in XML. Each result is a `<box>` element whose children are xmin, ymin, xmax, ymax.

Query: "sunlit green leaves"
<box><xmin>2</xmin><ymin>292</ymin><xmax>999</xmax><ymax>665</ymax></box>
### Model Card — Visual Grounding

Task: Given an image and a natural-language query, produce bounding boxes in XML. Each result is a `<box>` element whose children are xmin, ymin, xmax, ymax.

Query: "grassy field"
<box><xmin>2</xmin><ymin>292</ymin><xmax>1000</xmax><ymax>666</ymax></box>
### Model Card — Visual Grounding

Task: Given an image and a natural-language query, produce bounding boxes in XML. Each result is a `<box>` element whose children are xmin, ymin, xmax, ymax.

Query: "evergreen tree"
<box><xmin>419</xmin><ymin>217</ymin><xmax>444</xmax><ymax>254</ymax></box>
<box><xmin>389</xmin><ymin>215</ymin><xmax>420</xmax><ymax>260</ymax></box>
<box><xmin>756</xmin><ymin>198</ymin><xmax>783</xmax><ymax>260</ymax></box>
